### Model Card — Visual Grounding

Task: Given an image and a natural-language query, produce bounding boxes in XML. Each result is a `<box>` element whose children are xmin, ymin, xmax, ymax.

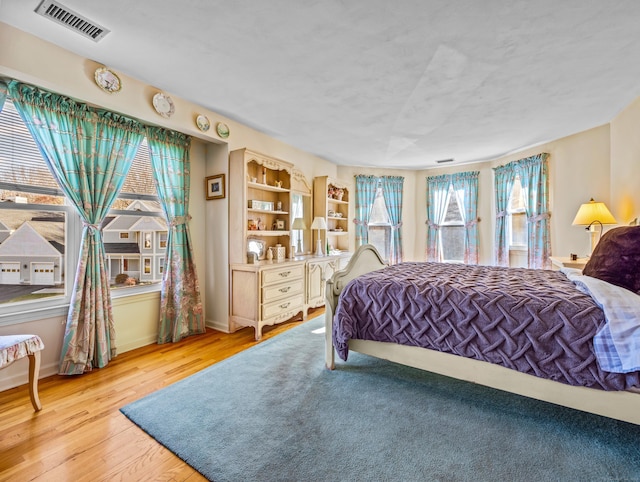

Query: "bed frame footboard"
<box><xmin>325</xmin><ymin>245</ymin><xmax>387</xmax><ymax>370</ymax></box>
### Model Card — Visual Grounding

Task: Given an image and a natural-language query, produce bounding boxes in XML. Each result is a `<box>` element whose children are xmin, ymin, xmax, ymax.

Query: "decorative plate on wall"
<box><xmin>216</xmin><ymin>122</ymin><xmax>230</xmax><ymax>138</ymax></box>
<box><xmin>152</xmin><ymin>92</ymin><xmax>175</xmax><ymax>118</ymax></box>
<box><xmin>196</xmin><ymin>114</ymin><xmax>211</xmax><ymax>132</ymax></box>
<box><xmin>94</xmin><ymin>67</ymin><xmax>121</xmax><ymax>93</ymax></box>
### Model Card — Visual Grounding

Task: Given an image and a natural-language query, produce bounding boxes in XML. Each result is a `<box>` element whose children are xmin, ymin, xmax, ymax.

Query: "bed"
<box><xmin>325</xmin><ymin>227</ymin><xmax>640</xmax><ymax>425</ymax></box>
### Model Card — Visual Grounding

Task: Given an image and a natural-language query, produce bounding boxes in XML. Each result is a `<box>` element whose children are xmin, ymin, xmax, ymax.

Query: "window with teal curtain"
<box><xmin>494</xmin><ymin>153</ymin><xmax>550</xmax><ymax>269</ymax></box>
<box><xmin>451</xmin><ymin>171</ymin><xmax>480</xmax><ymax>264</ymax></box>
<box><xmin>354</xmin><ymin>175</ymin><xmax>378</xmax><ymax>247</ymax></box>
<box><xmin>519</xmin><ymin>154</ymin><xmax>551</xmax><ymax>269</ymax></box>
<box><xmin>379</xmin><ymin>176</ymin><xmax>404</xmax><ymax>264</ymax></box>
<box><xmin>8</xmin><ymin>80</ymin><xmax>145</xmax><ymax>375</ymax></box>
<box><xmin>425</xmin><ymin>174</ymin><xmax>452</xmax><ymax>261</ymax></box>
<box><xmin>146</xmin><ymin>126</ymin><xmax>204</xmax><ymax>344</ymax></box>
<box><xmin>494</xmin><ymin>164</ymin><xmax>518</xmax><ymax>266</ymax></box>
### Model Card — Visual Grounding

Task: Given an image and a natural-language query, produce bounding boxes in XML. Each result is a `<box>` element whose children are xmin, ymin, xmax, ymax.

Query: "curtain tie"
<box><xmin>527</xmin><ymin>212</ymin><xmax>550</xmax><ymax>223</ymax></box>
<box><xmin>464</xmin><ymin>217</ymin><xmax>479</xmax><ymax>228</ymax></box>
<box><xmin>82</xmin><ymin>221</ymin><xmax>101</xmax><ymax>232</ymax></box>
<box><xmin>392</xmin><ymin>221</ymin><xmax>403</xmax><ymax>230</ymax></box>
<box><xmin>496</xmin><ymin>211</ymin><xmax>508</xmax><ymax>218</ymax></box>
<box><xmin>425</xmin><ymin>220</ymin><xmax>440</xmax><ymax>230</ymax></box>
<box><xmin>353</xmin><ymin>219</ymin><xmax>368</xmax><ymax>227</ymax></box>
<box><xmin>169</xmin><ymin>214</ymin><xmax>192</xmax><ymax>227</ymax></box>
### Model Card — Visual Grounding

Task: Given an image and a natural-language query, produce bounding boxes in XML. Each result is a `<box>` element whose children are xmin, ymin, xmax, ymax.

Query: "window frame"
<box><xmin>439</xmin><ymin>185</ymin><xmax>465</xmax><ymax>263</ymax></box>
<box><xmin>507</xmin><ymin>176</ymin><xmax>528</xmax><ymax>252</ymax></box>
<box><xmin>0</xmin><ymin>97</ymin><xmax>165</xmax><ymax>326</ymax></box>
<box><xmin>367</xmin><ymin>185</ymin><xmax>392</xmax><ymax>262</ymax></box>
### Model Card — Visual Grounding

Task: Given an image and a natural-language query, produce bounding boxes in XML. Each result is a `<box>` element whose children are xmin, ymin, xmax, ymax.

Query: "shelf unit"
<box><xmin>229</xmin><ymin>148</ymin><xmax>311</xmax><ymax>339</ymax></box>
<box><xmin>229</xmin><ymin>149</ymin><xmax>294</xmax><ymax>264</ymax></box>
<box><xmin>313</xmin><ymin>176</ymin><xmax>351</xmax><ymax>254</ymax></box>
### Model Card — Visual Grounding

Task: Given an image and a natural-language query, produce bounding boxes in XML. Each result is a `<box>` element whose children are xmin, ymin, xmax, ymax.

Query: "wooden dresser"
<box><xmin>230</xmin><ymin>259</ymin><xmax>306</xmax><ymax>340</ymax></box>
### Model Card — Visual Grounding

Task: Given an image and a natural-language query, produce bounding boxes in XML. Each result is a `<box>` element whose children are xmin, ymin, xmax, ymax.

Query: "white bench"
<box><xmin>0</xmin><ymin>334</ymin><xmax>45</xmax><ymax>411</ymax></box>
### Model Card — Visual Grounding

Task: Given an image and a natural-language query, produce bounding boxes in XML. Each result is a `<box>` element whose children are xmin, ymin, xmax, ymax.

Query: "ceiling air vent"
<box><xmin>35</xmin><ymin>0</ymin><xmax>110</xmax><ymax>42</ymax></box>
<box><xmin>436</xmin><ymin>158</ymin><xmax>454</xmax><ymax>164</ymax></box>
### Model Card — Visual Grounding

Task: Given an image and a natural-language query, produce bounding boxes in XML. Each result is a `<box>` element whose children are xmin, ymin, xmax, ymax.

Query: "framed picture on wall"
<box><xmin>205</xmin><ymin>174</ymin><xmax>225</xmax><ymax>200</ymax></box>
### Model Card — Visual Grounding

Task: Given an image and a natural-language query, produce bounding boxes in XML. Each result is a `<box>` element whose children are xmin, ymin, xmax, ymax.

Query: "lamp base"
<box><xmin>315</xmin><ymin>238</ymin><xmax>324</xmax><ymax>257</ymax></box>
<box><xmin>296</xmin><ymin>239</ymin><xmax>303</xmax><ymax>256</ymax></box>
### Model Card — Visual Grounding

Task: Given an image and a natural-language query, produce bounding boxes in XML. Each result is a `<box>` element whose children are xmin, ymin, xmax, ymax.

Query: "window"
<box><xmin>440</xmin><ymin>185</ymin><xmax>464</xmax><ymax>262</ymax></box>
<box><xmin>291</xmin><ymin>193</ymin><xmax>305</xmax><ymax>253</ymax></box>
<box><xmin>0</xmin><ymin>95</ymin><xmax>165</xmax><ymax>320</ymax></box>
<box><xmin>368</xmin><ymin>187</ymin><xmax>391</xmax><ymax>261</ymax></box>
<box><xmin>508</xmin><ymin>176</ymin><xmax>527</xmax><ymax>250</ymax></box>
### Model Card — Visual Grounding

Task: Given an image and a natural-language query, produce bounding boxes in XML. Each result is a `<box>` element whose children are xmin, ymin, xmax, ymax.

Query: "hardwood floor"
<box><xmin>0</xmin><ymin>309</ymin><xmax>323</xmax><ymax>481</ymax></box>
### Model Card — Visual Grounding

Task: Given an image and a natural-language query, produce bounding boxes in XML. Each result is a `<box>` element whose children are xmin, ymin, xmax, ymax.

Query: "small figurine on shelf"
<box><xmin>328</xmin><ymin>186</ymin><xmax>335</xmax><ymax>199</ymax></box>
<box><xmin>262</xmin><ymin>166</ymin><xmax>267</xmax><ymax>184</ymax></box>
<box><xmin>335</xmin><ymin>188</ymin><xmax>344</xmax><ymax>201</ymax></box>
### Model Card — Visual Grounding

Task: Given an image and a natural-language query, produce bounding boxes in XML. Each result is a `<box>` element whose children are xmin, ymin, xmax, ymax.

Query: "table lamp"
<box><xmin>292</xmin><ymin>217</ymin><xmax>307</xmax><ymax>255</ymax></box>
<box><xmin>572</xmin><ymin>198</ymin><xmax>617</xmax><ymax>254</ymax></box>
<box><xmin>310</xmin><ymin>216</ymin><xmax>327</xmax><ymax>257</ymax></box>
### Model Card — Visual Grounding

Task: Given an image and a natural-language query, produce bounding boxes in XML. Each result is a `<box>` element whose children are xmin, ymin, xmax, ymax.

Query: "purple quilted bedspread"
<box><xmin>333</xmin><ymin>262</ymin><xmax>640</xmax><ymax>391</ymax></box>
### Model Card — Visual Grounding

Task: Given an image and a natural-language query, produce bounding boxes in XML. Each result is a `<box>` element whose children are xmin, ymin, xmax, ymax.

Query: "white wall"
<box><xmin>610</xmin><ymin>95</ymin><xmax>640</xmax><ymax>224</ymax></box>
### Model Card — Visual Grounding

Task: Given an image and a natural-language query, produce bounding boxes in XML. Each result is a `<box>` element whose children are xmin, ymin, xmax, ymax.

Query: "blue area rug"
<box><xmin>121</xmin><ymin>316</ymin><xmax>640</xmax><ymax>481</ymax></box>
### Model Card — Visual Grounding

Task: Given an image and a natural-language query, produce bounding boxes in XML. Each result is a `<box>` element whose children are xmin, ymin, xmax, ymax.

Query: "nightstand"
<box><xmin>549</xmin><ymin>256</ymin><xmax>589</xmax><ymax>271</ymax></box>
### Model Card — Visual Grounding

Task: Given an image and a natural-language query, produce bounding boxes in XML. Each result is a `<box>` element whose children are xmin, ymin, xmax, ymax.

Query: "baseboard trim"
<box><xmin>206</xmin><ymin>318</ymin><xmax>230</xmax><ymax>333</ymax></box>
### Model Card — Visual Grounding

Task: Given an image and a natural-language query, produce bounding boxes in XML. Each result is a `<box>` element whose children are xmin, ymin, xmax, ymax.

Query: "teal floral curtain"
<box><xmin>8</xmin><ymin>81</ymin><xmax>144</xmax><ymax>375</ymax></box>
<box><xmin>380</xmin><ymin>176</ymin><xmax>404</xmax><ymax>264</ymax></box>
<box><xmin>519</xmin><ymin>154</ymin><xmax>551</xmax><ymax>269</ymax></box>
<box><xmin>425</xmin><ymin>175</ymin><xmax>451</xmax><ymax>261</ymax></box>
<box><xmin>494</xmin><ymin>153</ymin><xmax>550</xmax><ymax>268</ymax></box>
<box><xmin>452</xmin><ymin>171</ymin><xmax>480</xmax><ymax>264</ymax></box>
<box><xmin>493</xmin><ymin>164</ymin><xmax>518</xmax><ymax>266</ymax></box>
<box><xmin>146</xmin><ymin>126</ymin><xmax>204</xmax><ymax>344</ymax></box>
<box><xmin>354</xmin><ymin>175</ymin><xmax>378</xmax><ymax>247</ymax></box>
<box><xmin>0</xmin><ymin>80</ymin><xmax>7</xmax><ymax>112</ymax></box>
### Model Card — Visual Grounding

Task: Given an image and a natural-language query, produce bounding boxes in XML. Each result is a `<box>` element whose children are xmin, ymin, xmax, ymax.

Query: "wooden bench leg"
<box><xmin>27</xmin><ymin>351</ymin><xmax>42</xmax><ymax>412</ymax></box>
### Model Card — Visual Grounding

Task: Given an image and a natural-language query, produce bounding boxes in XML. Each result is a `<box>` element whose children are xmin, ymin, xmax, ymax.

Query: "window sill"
<box><xmin>0</xmin><ymin>284</ymin><xmax>161</xmax><ymax>327</ymax></box>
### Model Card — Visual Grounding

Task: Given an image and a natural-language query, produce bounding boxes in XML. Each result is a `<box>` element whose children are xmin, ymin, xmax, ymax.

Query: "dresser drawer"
<box><xmin>262</xmin><ymin>294</ymin><xmax>304</xmax><ymax>320</ymax></box>
<box><xmin>262</xmin><ymin>278</ymin><xmax>304</xmax><ymax>303</ymax></box>
<box><xmin>261</xmin><ymin>264</ymin><xmax>304</xmax><ymax>286</ymax></box>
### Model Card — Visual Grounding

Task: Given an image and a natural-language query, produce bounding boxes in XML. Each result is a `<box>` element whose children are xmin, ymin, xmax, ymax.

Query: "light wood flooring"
<box><xmin>0</xmin><ymin>309</ymin><xmax>323</xmax><ymax>481</ymax></box>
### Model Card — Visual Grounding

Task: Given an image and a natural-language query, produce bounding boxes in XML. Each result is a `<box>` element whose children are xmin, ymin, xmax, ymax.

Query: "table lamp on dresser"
<box><xmin>310</xmin><ymin>216</ymin><xmax>327</xmax><ymax>257</ymax></box>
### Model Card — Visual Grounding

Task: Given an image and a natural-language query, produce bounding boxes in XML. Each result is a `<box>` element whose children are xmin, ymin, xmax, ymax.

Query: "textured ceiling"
<box><xmin>2</xmin><ymin>1</ymin><xmax>640</xmax><ymax>169</ymax></box>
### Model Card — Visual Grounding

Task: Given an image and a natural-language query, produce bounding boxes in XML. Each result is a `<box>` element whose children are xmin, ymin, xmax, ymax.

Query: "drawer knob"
<box><xmin>279</xmin><ymin>302</ymin><xmax>290</xmax><ymax>309</ymax></box>
<box><xmin>279</xmin><ymin>286</ymin><xmax>290</xmax><ymax>293</ymax></box>
<box><xmin>279</xmin><ymin>271</ymin><xmax>291</xmax><ymax>278</ymax></box>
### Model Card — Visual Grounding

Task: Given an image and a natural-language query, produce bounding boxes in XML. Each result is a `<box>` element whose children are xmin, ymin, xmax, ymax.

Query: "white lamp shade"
<box><xmin>310</xmin><ymin>216</ymin><xmax>327</xmax><ymax>230</ymax></box>
<box><xmin>572</xmin><ymin>199</ymin><xmax>617</xmax><ymax>226</ymax></box>
<box><xmin>292</xmin><ymin>217</ymin><xmax>307</xmax><ymax>230</ymax></box>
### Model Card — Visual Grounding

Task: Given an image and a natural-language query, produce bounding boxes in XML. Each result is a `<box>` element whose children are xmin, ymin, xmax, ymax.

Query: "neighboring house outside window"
<box><xmin>102</xmin><ymin>200</ymin><xmax>167</xmax><ymax>285</ymax></box>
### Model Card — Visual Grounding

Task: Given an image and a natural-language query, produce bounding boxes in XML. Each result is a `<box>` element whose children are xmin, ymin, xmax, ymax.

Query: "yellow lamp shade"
<box><xmin>572</xmin><ymin>199</ymin><xmax>617</xmax><ymax>226</ymax></box>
